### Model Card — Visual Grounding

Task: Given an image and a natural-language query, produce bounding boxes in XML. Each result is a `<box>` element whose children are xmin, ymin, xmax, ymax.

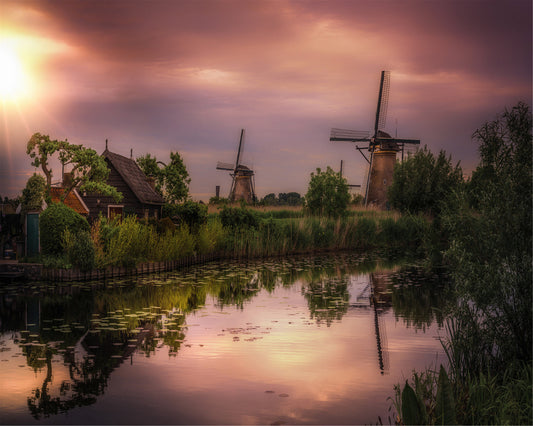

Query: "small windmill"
<box><xmin>330</xmin><ymin>71</ymin><xmax>420</xmax><ymax>208</ymax></box>
<box><xmin>216</xmin><ymin>129</ymin><xmax>256</xmax><ymax>203</ymax></box>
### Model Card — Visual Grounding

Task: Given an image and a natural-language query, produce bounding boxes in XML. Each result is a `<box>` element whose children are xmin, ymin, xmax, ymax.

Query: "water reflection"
<box><xmin>0</xmin><ymin>253</ymin><xmax>451</xmax><ymax>423</ymax></box>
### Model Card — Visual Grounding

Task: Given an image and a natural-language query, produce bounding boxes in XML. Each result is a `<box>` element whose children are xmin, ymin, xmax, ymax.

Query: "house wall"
<box><xmin>82</xmin><ymin>160</ymin><xmax>161</xmax><ymax>222</ymax></box>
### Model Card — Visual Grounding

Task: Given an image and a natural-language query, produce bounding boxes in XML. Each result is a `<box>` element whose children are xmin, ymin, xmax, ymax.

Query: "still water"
<box><xmin>0</xmin><ymin>253</ymin><xmax>450</xmax><ymax>425</ymax></box>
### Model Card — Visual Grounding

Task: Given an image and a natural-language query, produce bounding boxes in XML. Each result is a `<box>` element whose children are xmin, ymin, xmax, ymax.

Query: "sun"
<box><xmin>0</xmin><ymin>43</ymin><xmax>27</xmax><ymax>101</ymax></box>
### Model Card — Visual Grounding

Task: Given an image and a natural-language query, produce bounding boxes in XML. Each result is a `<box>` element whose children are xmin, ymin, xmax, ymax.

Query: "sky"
<box><xmin>0</xmin><ymin>0</ymin><xmax>531</xmax><ymax>201</ymax></box>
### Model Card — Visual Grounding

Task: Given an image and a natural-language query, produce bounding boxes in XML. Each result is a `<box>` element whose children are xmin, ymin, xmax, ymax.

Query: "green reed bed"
<box><xmin>85</xmin><ymin>211</ymin><xmax>430</xmax><ymax>269</ymax></box>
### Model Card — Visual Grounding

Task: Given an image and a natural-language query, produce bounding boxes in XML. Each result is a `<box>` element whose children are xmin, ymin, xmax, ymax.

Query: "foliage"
<box><xmin>162</xmin><ymin>201</ymin><xmax>207</xmax><ymax>230</ymax></box>
<box><xmin>401</xmin><ymin>381</ymin><xmax>428</xmax><ymax>425</ymax></box>
<box><xmin>62</xmin><ymin>229</ymin><xmax>95</xmax><ymax>272</ymax></box>
<box><xmin>442</xmin><ymin>102</ymin><xmax>532</xmax><ymax>370</ymax></box>
<box><xmin>304</xmin><ymin>166</ymin><xmax>350</xmax><ymax>217</ymax></box>
<box><xmin>434</xmin><ymin>365</ymin><xmax>456</xmax><ymax>425</ymax></box>
<box><xmin>260</xmin><ymin>192</ymin><xmax>303</xmax><ymax>206</ymax></box>
<box><xmin>21</xmin><ymin>173</ymin><xmax>46</xmax><ymax>212</ymax></box>
<box><xmin>351</xmin><ymin>193</ymin><xmax>364</xmax><ymax>206</ymax></box>
<box><xmin>136</xmin><ymin>151</ymin><xmax>190</xmax><ymax>203</ymax></box>
<box><xmin>26</xmin><ymin>133</ymin><xmax>122</xmax><ymax>202</ymax></box>
<box><xmin>196</xmin><ymin>218</ymin><xmax>226</xmax><ymax>255</ymax></box>
<box><xmin>219</xmin><ymin>206</ymin><xmax>259</xmax><ymax>229</ymax></box>
<box><xmin>389</xmin><ymin>103</ymin><xmax>533</xmax><ymax>426</ymax></box>
<box><xmin>39</xmin><ymin>203</ymin><xmax>90</xmax><ymax>256</ymax></box>
<box><xmin>388</xmin><ymin>146</ymin><xmax>463</xmax><ymax>217</ymax></box>
<box><xmin>208</xmin><ymin>196</ymin><xmax>228</xmax><ymax>205</ymax></box>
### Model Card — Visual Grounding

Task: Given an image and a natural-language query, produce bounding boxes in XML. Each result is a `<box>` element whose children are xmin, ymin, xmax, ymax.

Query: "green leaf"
<box><xmin>435</xmin><ymin>364</ymin><xmax>456</xmax><ymax>425</ymax></box>
<box><xmin>401</xmin><ymin>381</ymin><xmax>426</xmax><ymax>425</ymax></box>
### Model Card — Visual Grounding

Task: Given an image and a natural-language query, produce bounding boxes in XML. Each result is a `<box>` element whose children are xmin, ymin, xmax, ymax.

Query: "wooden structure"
<box><xmin>330</xmin><ymin>71</ymin><xmax>420</xmax><ymax>208</ymax></box>
<box><xmin>216</xmin><ymin>129</ymin><xmax>256</xmax><ymax>203</ymax></box>
<box><xmin>81</xmin><ymin>146</ymin><xmax>164</xmax><ymax>221</ymax></box>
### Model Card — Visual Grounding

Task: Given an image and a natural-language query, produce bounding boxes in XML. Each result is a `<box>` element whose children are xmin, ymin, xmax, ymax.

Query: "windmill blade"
<box><xmin>235</xmin><ymin>128</ymin><xmax>245</xmax><ymax>168</ymax></box>
<box><xmin>375</xmin><ymin>137</ymin><xmax>420</xmax><ymax>145</ymax></box>
<box><xmin>374</xmin><ymin>70</ymin><xmax>390</xmax><ymax>136</ymax></box>
<box><xmin>330</xmin><ymin>128</ymin><xmax>371</xmax><ymax>142</ymax></box>
<box><xmin>216</xmin><ymin>161</ymin><xmax>235</xmax><ymax>171</ymax></box>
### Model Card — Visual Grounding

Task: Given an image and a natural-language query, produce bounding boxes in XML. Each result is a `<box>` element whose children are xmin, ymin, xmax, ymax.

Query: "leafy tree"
<box><xmin>26</xmin><ymin>133</ymin><xmax>122</xmax><ymax>202</ymax></box>
<box><xmin>162</xmin><ymin>201</ymin><xmax>207</xmax><ymax>230</ymax></box>
<box><xmin>442</xmin><ymin>102</ymin><xmax>532</xmax><ymax>368</ymax></box>
<box><xmin>304</xmin><ymin>166</ymin><xmax>350</xmax><ymax>217</ymax></box>
<box><xmin>21</xmin><ymin>173</ymin><xmax>46</xmax><ymax>212</ymax></box>
<box><xmin>261</xmin><ymin>193</ymin><xmax>278</xmax><ymax>206</ymax></box>
<box><xmin>387</xmin><ymin>146</ymin><xmax>463</xmax><ymax>217</ymax></box>
<box><xmin>137</xmin><ymin>151</ymin><xmax>190</xmax><ymax>203</ymax></box>
<box><xmin>279</xmin><ymin>192</ymin><xmax>303</xmax><ymax>206</ymax></box>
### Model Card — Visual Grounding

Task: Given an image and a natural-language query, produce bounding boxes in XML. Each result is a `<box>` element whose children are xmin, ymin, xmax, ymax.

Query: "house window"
<box><xmin>144</xmin><ymin>209</ymin><xmax>149</xmax><ymax>219</ymax></box>
<box><xmin>108</xmin><ymin>205</ymin><xmax>124</xmax><ymax>220</ymax></box>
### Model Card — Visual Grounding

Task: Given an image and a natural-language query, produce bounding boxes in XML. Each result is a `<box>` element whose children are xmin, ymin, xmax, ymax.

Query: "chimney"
<box><xmin>216</xmin><ymin>185</ymin><xmax>220</xmax><ymax>198</ymax></box>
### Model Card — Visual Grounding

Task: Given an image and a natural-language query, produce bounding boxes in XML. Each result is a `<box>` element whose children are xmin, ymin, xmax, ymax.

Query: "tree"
<box><xmin>387</xmin><ymin>146</ymin><xmax>463</xmax><ymax>216</ymax></box>
<box><xmin>137</xmin><ymin>151</ymin><xmax>190</xmax><ymax>203</ymax></box>
<box><xmin>279</xmin><ymin>192</ymin><xmax>303</xmax><ymax>206</ymax></box>
<box><xmin>21</xmin><ymin>173</ymin><xmax>46</xmax><ymax>212</ymax></box>
<box><xmin>261</xmin><ymin>193</ymin><xmax>278</xmax><ymax>206</ymax></box>
<box><xmin>304</xmin><ymin>166</ymin><xmax>350</xmax><ymax>217</ymax></box>
<box><xmin>26</xmin><ymin>133</ymin><xmax>122</xmax><ymax>202</ymax></box>
<box><xmin>443</xmin><ymin>102</ymin><xmax>532</xmax><ymax>370</ymax></box>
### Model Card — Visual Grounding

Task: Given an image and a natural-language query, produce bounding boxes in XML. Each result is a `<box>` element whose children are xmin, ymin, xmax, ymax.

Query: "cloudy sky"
<box><xmin>0</xmin><ymin>0</ymin><xmax>531</xmax><ymax>201</ymax></box>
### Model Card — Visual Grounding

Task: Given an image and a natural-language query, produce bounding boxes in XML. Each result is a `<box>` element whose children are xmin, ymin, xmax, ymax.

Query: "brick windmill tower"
<box><xmin>330</xmin><ymin>71</ymin><xmax>420</xmax><ymax>208</ymax></box>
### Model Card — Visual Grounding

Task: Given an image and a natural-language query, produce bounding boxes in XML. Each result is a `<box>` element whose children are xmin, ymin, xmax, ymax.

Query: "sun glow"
<box><xmin>0</xmin><ymin>43</ymin><xmax>28</xmax><ymax>101</ymax></box>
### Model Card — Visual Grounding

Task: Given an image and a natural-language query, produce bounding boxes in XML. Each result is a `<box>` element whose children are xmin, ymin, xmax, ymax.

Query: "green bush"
<box><xmin>304</xmin><ymin>166</ymin><xmax>350</xmax><ymax>217</ymax></box>
<box><xmin>40</xmin><ymin>203</ymin><xmax>90</xmax><ymax>256</ymax></box>
<box><xmin>163</xmin><ymin>201</ymin><xmax>207</xmax><ymax>230</ymax></box>
<box><xmin>63</xmin><ymin>229</ymin><xmax>95</xmax><ymax>271</ymax></box>
<box><xmin>219</xmin><ymin>206</ymin><xmax>259</xmax><ymax>229</ymax></box>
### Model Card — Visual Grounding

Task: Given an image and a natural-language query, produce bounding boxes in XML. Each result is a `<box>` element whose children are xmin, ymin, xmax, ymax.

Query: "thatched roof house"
<box><xmin>81</xmin><ymin>148</ymin><xmax>164</xmax><ymax>221</ymax></box>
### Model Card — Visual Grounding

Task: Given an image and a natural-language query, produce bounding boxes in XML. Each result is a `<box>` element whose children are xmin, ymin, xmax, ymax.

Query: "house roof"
<box><xmin>50</xmin><ymin>187</ymin><xmax>90</xmax><ymax>215</ymax></box>
<box><xmin>103</xmin><ymin>149</ymin><xmax>164</xmax><ymax>205</ymax></box>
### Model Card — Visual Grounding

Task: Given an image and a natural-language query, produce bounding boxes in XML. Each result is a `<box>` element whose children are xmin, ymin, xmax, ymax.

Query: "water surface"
<box><xmin>0</xmin><ymin>253</ymin><xmax>450</xmax><ymax>424</ymax></box>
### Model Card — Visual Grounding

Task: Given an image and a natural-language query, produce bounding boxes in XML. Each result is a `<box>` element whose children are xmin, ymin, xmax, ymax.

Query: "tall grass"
<box><xmin>78</xmin><ymin>210</ymin><xmax>430</xmax><ymax>268</ymax></box>
<box><xmin>215</xmin><ymin>213</ymin><xmax>428</xmax><ymax>259</ymax></box>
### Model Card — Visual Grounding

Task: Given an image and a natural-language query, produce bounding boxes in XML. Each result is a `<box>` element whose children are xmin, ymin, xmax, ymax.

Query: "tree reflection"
<box><xmin>389</xmin><ymin>267</ymin><xmax>453</xmax><ymax>330</ymax></box>
<box><xmin>303</xmin><ymin>277</ymin><xmax>350</xmax><ymax>326</ymax></box>
<box><xmin>0</xmin><ymin>253</ymin><xmax>453</xmax><ymax>420</ymax></box>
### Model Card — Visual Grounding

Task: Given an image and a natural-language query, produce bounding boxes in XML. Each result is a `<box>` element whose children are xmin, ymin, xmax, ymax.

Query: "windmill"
<box><xmin>330</xmin><ymin>71</ymin><xmax>420</xmax><ymax>208</ymax></box>
<box><xmin>216</xmin><ymin>129</ymin><xmax>256</xmax><ymax>203</ymax></box>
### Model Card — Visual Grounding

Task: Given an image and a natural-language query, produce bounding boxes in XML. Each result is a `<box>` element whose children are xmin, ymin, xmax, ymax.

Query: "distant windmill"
<box><xmin>330</xmin><ymin>71</ymin><xmax>420</xmax><ymax>208</ymax></box>
<box><xmin>216</xmin><ymin>129</ymin><xmax>256</xmax><ymax>203</ymax></box>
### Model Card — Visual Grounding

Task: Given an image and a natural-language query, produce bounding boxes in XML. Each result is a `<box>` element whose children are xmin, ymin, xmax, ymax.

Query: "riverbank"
<box><xmin>7</xmin><ymin>211</ymin><xmax>430</xmax><ymax>282</ymax></box>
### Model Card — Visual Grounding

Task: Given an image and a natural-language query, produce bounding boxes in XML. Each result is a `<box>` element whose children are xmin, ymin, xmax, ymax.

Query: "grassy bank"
<box><xmin>42</xmin><ymin>209</ymin><xmax>430</xmax><ymax>271</ymax></box>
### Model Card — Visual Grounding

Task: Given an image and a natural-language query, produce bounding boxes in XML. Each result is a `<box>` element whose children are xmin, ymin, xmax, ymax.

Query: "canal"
<box><xmin>0</xmin><ymin>253</ymin><xmax>451</xmax><ymax>424</ymax></box>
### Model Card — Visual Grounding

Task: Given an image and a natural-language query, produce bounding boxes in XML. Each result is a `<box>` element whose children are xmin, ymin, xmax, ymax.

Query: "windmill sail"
<box><xmin>216</xmin><ymin>162</ymin><xmax>235</xmax><ymax>171</ymax></box>
<box><xmin>374</xmin><ymin>70</ymin><xmax>390</xmax><ymax>137</ymax></box>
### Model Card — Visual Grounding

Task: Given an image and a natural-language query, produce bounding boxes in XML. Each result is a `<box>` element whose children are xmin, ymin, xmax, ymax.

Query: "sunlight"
<box><xmin>0</xmin><ymin>43</ymin><xmax>27</xmax><ymax>101</ymax></box>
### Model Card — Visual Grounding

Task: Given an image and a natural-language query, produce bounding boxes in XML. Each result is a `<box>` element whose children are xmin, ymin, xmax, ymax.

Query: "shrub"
<box><xmin>304</xmin><ymin>166</ymin><xmax>350</xmax><ymax>217</ymax></box>
<box><xmin>219</xmin><ymin>206</ymin><xmax>259</xmax><ymax>229</ymax></box>
<box><xmin>40</xmin><ymin>203</ymin><xmax>90</xmax><ymax>256</ymax></box>
<box><xmin>163</xmin><ymin>201</ymin><xmax>207</xmax><ymax>230</ymax></box>
<box><xmin>63</xmin><ymin>229</ymin><xmax>95</xmax><ymax>271</ymax></box>
<box><xmin>388</xmin><ymin>146</ymin><xmax>463</xmax><ymax>217</ymax></box>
